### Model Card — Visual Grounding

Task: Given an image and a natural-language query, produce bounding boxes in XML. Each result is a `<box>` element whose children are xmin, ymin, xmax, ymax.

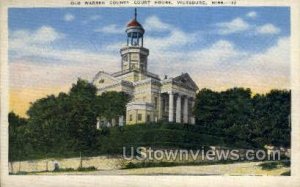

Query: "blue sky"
<box><xmin>9</xmin><ymin>7</ymin><xmax>290</xmax><ymax>54</ymax></box>
<box><xmin>8</xmin><ymin>7</ymin><xmax>290</xmax><ymax>116</ymax></box>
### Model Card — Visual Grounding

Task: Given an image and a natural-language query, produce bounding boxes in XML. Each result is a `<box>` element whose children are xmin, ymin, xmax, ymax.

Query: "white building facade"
<box><xmin>92</xmin><ymin>9</ymin><xmax>198</xmax><ymax>126</ymax></box>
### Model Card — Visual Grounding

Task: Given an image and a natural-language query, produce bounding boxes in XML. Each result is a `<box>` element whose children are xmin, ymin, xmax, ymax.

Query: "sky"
<box><xmin>8</xmin><ymin>7</ymin><xmax>290</xmax><ymax>117</ymax></box>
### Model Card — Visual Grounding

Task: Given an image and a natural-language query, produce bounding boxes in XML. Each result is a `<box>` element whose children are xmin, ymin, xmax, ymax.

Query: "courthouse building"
<box><xmin>92</xmin><ymin>9</ymin><xmax>198</xmax><ymax>126</ymax></box>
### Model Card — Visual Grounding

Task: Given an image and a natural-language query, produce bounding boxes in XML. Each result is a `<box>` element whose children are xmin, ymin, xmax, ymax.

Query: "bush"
<box><xmin>125</xmin><ymin>162</ymin><xmax>136</xmax><ymax>169</ymax></box>
<box><xmin>123</xmin><ymin>161</ymin><xmax>177</xmax><ymax>169</ymax></box>
<box><xmin>53</xmin><ymin>168</ymin><xmax>75</xmax><ymax>172</ymax></box>
<box><xmin>77</xmin><ymin>166</ymin><xmax>97</xmax><ymax>171</ymax></box>
<box><xmin>280</xmin><ymin>160</ymin><xmax>290</xmax><ymax>167</ymax></box>
<box><xmin>280</xmin><ymin>170</ymin><xmax>291</xmax><ymax>176</ymax></box>
<box><xmin>259</xmin><ymin>162</ymin><xmax>279</xmax><ymax>170</ymax></box>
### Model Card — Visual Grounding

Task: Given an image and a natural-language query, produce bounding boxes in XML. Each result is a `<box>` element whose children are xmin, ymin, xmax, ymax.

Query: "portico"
<box><xmin>160</xmin><ymin>90</ymin><xmax>196</xmax><ymax>124</ymax></box>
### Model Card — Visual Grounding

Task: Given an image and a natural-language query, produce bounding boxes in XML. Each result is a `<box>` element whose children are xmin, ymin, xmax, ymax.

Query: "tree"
<box><xmin>251</xmin><ymin>90</ymin><xmax>291</xmax><ymax>147</ymax></box>
<box><xmin>8</xmin><ymin>112</ymin><xmax>28</xmax><ymax>161</ymax></box>
<box><xmin>67</xmin><ymin>79</ymin><xmax>99</xmax><ymax>151</ymax></box>
<box><xmin>9</xmin><ymin>78</ymin><xmax>131</xmax><ymax>160</ymax></box>
<box><xmin>193</xmin><ymin>88</ymin><xmax>291</xmax><ymax>148</ymax></box>
<box><xmin>194</xmin><ymin>88</ymin><xmax>220</xmax><ymax>126</ymax></box>
<box><xmin>97</xmin><ymin>91</ymin><xmax>130</xmax><ymax>121</ymax></box>
<box><xmin>194</xmin><ymin>88</ymin><xmax>252</xmax><ymax>138</ymax></box>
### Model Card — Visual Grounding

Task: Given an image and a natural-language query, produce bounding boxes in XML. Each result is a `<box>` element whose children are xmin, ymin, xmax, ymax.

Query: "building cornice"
<box><xmin>97</xmin><ymin>80</ymin><xmax>133</xmax><ymax>92</ymax></box>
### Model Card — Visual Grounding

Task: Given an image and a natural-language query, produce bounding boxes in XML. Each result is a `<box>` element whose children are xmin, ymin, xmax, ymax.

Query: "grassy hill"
<box><xmin>11</xmin><ymin>122</ymin><xmax>256</xmax><ymax>161</ymax></box>
<box><xmin>91</xmin><ymin>122</ymin><xmax>255</xmax><ymax>156</ymax></box>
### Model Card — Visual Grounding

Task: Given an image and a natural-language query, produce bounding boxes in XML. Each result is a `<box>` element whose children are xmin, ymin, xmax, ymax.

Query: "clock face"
<box><xmin>131</xmin><ymin>53</ymin><xmax>139</xmax><ymax>61</ymax></box>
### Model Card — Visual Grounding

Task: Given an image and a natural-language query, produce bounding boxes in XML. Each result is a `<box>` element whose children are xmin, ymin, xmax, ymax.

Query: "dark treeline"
<box><xmin>9</xmin><ymin>79</ymin><xmax>291</xmax><ymax>161</ymax></box>
<box><xmin>194</xmin><ymin>88</ymin><xmax>291</xmax><ymax>148</ymax></box>
<box><xmin>9</xmin><ymin>79</ymin><xmax>129</xmax><ymax>161</ymax></box>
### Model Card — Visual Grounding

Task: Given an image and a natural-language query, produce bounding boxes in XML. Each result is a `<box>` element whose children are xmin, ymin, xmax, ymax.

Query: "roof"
<box><xmin>127</xmin><ymin>19</ymin><xmax>143</xmax><ymax>28</ymax></box>
<box><xmin>173</xmin><ymin>73</ymin><xmax>199</xmax><ymax>91</ymax></box>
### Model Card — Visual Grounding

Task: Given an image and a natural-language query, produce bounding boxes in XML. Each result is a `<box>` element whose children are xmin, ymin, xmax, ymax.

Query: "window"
<box><xmin>154</xmin><ymin>97</ymin><xmax>158</xmax><ymax>109</ymax></box>
<box><xmin>129</xmin><ymin>115</ymin><xmax>132</xmax><ymax>121</ymax></box>
<box><xmin>123</xmin><ymin>54</ymin><xmax>128</xmax><ymax>61</ymax></box>
<box><xmin>138</xmin><ymin>114</ymin><xmax>142</xmax><ymax>121</ymax></box>
<box><xmin>147</xmin><ymin>115</ymin><xmax>150</xmax><ymax>122</ymax></box>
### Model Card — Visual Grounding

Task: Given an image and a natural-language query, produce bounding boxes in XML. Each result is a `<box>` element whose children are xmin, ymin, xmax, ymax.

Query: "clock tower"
<box><xmin>120</xmin><ymin>8</ymin><xmax>149</xmax><ymax>72</ymax></box>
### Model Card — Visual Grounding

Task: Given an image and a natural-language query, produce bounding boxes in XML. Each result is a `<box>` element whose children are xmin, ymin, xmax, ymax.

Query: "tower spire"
<box><xmin>134</xmin><ymin>8</ymin><xmax>137</xmax><ymax>20</ymax></box>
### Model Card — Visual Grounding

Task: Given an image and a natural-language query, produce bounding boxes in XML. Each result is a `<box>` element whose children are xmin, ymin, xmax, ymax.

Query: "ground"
<box><xmin>30</xmin><ymin>161</ymin><xmax>290</xmax><ymax>176</ymax></box>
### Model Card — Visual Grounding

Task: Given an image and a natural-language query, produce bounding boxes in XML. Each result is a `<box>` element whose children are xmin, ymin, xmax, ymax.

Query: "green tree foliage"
<box><xmin>251</xmin><ymin>90</ymin><xmax>291</xmax><ymax>147</ymax></box>
<box><xmin>9</xmin><ymin>79</ymin><xmax>129</xmax><ymax>161</ymax></box>
<box><xmin>98</xmin><ymin>91</ymin><xmax>130</xmax><ymax>121</ymax></box>
<box><xmin>9</xmin><ymin>82</ymin><xmax>290</xmax><ymax>161</ymax></box>
<box><xmin>8</xmin><ymin>112</ymin><xmax>28</xmax><ymax>161</ymax></box>
<box><xmin>194</xmin><ymin>87</ymin><xmax>291</xmax><ymax>148</ymax></box>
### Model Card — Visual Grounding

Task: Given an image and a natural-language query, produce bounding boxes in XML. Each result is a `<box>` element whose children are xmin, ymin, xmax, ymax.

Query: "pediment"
<box><xmin>92</xmin><ymin>71</ymin><xmax>119</xmax><ymax>88</ymax></box>
<box><xmin>173</xmin><ymin>73</ymin><xmax>199</xmax><ymax>91</ymax></box>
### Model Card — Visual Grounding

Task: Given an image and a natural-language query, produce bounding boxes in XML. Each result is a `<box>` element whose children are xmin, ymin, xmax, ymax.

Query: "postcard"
<box><xmin>1</xmin><ymin>0</ymin><xmax>300</xmax><ymax>186</ymax></box>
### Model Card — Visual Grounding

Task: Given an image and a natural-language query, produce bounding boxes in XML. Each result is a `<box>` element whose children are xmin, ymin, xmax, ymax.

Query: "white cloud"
<box><xmin>9</xmin><ymin>27</ymin><xmax>119</xmax><ymax>90</ymax></box>
<box><xmin>95</xmin><ymin>16</ymin><xmax>173</xmax><ymax>35</ymax></box>
<box><xmin>246</xmin><ymin>11</ymin><xmax>257</xmax><ymax>18</ymax></box>
<box><xmin>10</xmin><ymin>26</ymin><xmax>64</xmax><ymax>51</ymax></box>
<box><xmin>144</xmin><ymin>16</ymin><xmax>173</xmax><ymax>32</ymax></box>
<box><xmin>256</xmin><ymin>24</ymin><xmax>280</xmax><ymax>34</ymax></box>
<box><xmin>245</xmin><ymin>37</ymin><xmax>289</xmax><ymax>69</ymax></box>
<box><xmin>9</xmin><ymin>57</ymin><xmax>118</xmax><ymax>89</ymax></box>
<box><xmin>216</xmin><ymin>16</ymin><xmax>281</xmax><ymax>36</ymax></box>
<box><xmin>9</xmin><ymin>26</ymin><xmax>119</xmax><ymax>74</ymax></box>
<box><xmin>190</xmin><ymin>40</ymin><xmax>247</xmax><ymax>65</ymax></box>
<box><xmin>103</xmin><ymin>16</ymin><xmax>198</xmax><ymax>52</ymax></box>
<box><xmin>146</xmin><ymin>29</ymin><xmax>196</xmax><ymax>51</ymax></box>
<box><xmin>146</xmin><ymin>37</ymin><xmax>290</xmax><ymax>93</ymax></box>
<box><xmin>64</xmin><ymin>13</ymin><xmax>75</xmax><ymax>22</ymax></box>
<box><xmin>216</xmin><ymin>18</ymin><xmax>250</xmax><ymax>35</ymax></box>
<box><xmin>143</xmin><ymin>16</ymin><xmax>198</xmax><ymax>51</ymax></box>
<box><xmin>94</xmin><ymin>24</ymin><xmax>123</xmax><ymax>34</ymax></box>
<box><xmin>82</xmin><ymin>15</ymin><xmax>101</xmax><ymax>24</ymax></box>
<box><xmin>9</xmin><ymin>23</ymin><xmax>289</xmax><ymax>94</ymax></box>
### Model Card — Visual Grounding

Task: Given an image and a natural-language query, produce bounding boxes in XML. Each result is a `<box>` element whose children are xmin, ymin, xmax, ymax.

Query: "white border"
<box><xmin>1</xmin><ymin>0</ymin><xmax>300</xmax><ymax>186</ymax></box>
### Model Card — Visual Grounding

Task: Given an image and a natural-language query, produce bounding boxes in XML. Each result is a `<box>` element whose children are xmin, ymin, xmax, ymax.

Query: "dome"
<box><xmin>126</xmin><ymin>8</ymin><xmax>144</xmax><ymax>32</ymax></box>
<box><xmin>127</xmin><ymin>19</ymin><xmax>142</xmax><ymax>27</ymax></box>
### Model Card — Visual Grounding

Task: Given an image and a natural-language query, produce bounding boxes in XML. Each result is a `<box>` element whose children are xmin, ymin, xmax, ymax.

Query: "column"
<box><xmin>119</xmin><ymin>116</ymin><xmax>124</xmax><ymax>126</ymax></box>
<box><xmin>111</xmin><ymin>118</ymin><xmax>116</xmax><ymax>127</ymax></box>
<box><xmin>96</xmin><ymin>117</ymin><xmax>101</xmax><ymax>129</ymax></box>
<box><xmin>183</xmin><ymin>96</ymin><xmax>188</xmax><ymax>124</ymax></box>
<box><xmin>190</xmin><ymin>99</ymin><xmax>196</xmax><ymax>125</ymax></box>
<box><xmin>158</xmin><ymin>94</ymin><xmax>163</xmax><ymax>120</ymax></box>
<box><xmin>168</xmin><ymin>92</ymin><xmax>174</xmax><ymax>122</ymax></box>
<box><xmin>176</xmin><ymin>94</ymin><xmax>182</xmax><ymax>123</ymax></box>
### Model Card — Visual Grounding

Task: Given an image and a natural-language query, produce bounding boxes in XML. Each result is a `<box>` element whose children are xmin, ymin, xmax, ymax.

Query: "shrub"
<box><xmin>53</xmin><ymin>168</ymin><xmax>75</xmax><ymax>172</ymax></box>
<box><xmin>280</xmin><ymin>170</ymin><xmax>291</xmax><ymax>176</ymax></box>
<box><xmin>259</xmin><ymin>162</ymin><xmax>279</xmax><ymax>170</ymax></box>
<box><xmin>77</xmin><ymin>166</ymin><xmax>97</xmax><ymax>171</ymax></box>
